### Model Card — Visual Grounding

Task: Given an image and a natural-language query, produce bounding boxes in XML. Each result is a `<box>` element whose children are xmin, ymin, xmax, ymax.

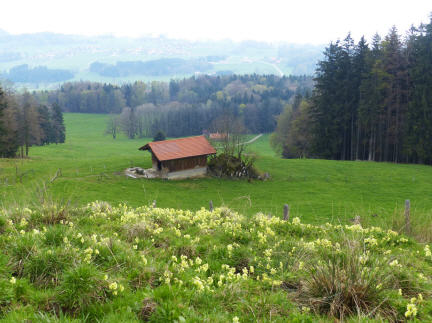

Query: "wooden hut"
<box><xmin>139</xmin><ymin>136</ymin><xmax>216</xmax><ymax>179</ymax></box>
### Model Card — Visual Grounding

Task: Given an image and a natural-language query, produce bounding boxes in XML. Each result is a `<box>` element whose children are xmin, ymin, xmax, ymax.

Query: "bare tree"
<box><xmin>210</xmin><ymin>113</ymin><xmax>247</xmax><ymax>158</ymax></box>
<box><xmin>106</xmin><ymin>114</ymin><xmax>120</xmax><ymax>139</ymax></box>
<box><xmin>119</xmin><ymin>107</ymin><xmax>138</xmax><ymax>139</ymax></box>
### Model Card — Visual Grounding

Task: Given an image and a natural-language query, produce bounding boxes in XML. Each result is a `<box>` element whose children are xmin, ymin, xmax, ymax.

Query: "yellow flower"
<box><xmin>292</xmin><ymin>217</ymin><xmax>301</xmax><ymax>225</ymax></box>
<box><xmin>298</xmin><ymin>261</ymin><xmax>304</xmax><ymax>270</ymax></box>
<box><xmin>405</xmin><ymin>303</ymin><xmax>418</xmax><ymax>317</ymax></box>
<box><xmin>10</xmin><ymin>277</ymin><xmax>16</xmax><ymax>284</ymax></box>
<box><xmin>232</xmin><ymin>316</ymin><xmax>240</xmax><ymax>323</ymax></box>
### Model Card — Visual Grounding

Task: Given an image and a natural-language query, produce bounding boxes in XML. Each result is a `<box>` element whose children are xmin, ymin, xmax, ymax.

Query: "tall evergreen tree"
<box><xmin>51</xmin><ymin>103</ymin><xmax>65</xmax><ymax>143</ymax></box>
<box><xmin>405</xmin><ymin>17</ymin><xmax>432</xmax><ymax>163</ymax></box>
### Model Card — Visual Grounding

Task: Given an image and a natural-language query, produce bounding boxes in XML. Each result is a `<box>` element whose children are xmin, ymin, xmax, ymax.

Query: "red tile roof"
<box><xmin>209</xmin><ymin>132</ymin><xmax>228</xmax><ymax>140</ymax></box>
<box><xmin>139</xmin><ymin>136</ymin><xmax>216</xmax><ymax>161</ymax></box>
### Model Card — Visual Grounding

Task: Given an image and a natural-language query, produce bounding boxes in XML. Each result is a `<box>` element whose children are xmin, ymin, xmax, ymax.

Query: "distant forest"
<box><xmin>3</xmin><ymin>64</ymin><xmax>74</xmax><ymax>83</ymax></box>
<box><xmin>90</xmin><ymin>58</ymin><xmax>214</xmax><ymax>77</ymax></box>
<box><xmin>34</xmin><ymin>74</ymin><xmax>312</xmax><ymax>137</ymax></box>
<box><xmin>272</xmin><ymin>16</ymin><xmax>432</xmax><ymax>165</ymax></box>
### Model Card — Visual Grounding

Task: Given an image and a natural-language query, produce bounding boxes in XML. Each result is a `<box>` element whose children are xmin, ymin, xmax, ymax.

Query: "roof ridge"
<box><xmin>138</xmin><ymin>136</ymin><xmax>216</xmax><ymax>162</ymax></box>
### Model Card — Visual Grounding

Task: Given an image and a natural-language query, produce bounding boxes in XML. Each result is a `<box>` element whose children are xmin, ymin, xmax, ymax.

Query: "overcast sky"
<box><xmin>1</xmin><ymin>0</ymin><xmax>431</xmax><ymax>44</ymax></box>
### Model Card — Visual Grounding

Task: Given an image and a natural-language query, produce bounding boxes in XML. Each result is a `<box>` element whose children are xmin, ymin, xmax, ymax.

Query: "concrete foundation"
<box><xmin>163</xmin><ymin>167</ymin><xmax>207</xmax><ymax>179</ymax></box>
<box><xmin>125</xmin><ymin>166</ymin><xmax>207</xmax><ymax>180</ymax></box>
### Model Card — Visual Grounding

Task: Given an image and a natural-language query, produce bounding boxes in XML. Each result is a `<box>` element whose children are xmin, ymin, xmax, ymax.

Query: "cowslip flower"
<box><xmin>425</xmin><ymin>245</ymin><xmax>431</xmax><ymax>257</ymax></box>
<box><xmin>405</xmin><ymin>303</ymin><xmax>418</xmax><ymax>318</ymax></box>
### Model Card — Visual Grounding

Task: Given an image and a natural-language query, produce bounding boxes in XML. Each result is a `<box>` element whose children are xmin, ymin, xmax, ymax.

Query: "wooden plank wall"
<box><xmin>162</xmin><ymin>156</ymin><xmax>207</xmax><ymax>172</ymax></box>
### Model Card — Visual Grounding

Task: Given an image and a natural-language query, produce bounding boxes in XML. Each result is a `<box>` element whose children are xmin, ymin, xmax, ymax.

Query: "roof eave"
<box><xmin>157</xmin><ymin>152</ymin><xmax>216</xmax><ymax>162</ymax></box>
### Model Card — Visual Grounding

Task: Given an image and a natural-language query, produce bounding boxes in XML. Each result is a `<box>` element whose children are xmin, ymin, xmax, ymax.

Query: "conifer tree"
<box><xmin>51</xmin><ymin>103</ymin><xmax>65</xmax><ymax>143</ymax></box>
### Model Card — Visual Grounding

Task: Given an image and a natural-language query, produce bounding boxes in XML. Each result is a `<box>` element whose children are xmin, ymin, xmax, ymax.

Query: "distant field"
<box><xmin>2</xmin><ymin>113</ymin><xmax>432</xmax><ymax>234</ymax></box>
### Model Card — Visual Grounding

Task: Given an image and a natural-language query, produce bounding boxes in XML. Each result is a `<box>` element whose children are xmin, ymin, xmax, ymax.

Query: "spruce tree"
<box><xmin>51</xmin><ymin>103</ymin><xmax>65</xmax><ymax>143</ymax></box>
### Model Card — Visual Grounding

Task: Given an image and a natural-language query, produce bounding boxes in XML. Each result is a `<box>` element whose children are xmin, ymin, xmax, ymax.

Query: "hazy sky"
<box><xmin>2</xmin><ymin>0</ymin><xmax>431</xmax><ymax>44</ymax></box>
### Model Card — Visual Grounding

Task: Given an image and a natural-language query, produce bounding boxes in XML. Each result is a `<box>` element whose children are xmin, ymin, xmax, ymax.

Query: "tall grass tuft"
<box><xmin>57</xmin><ymin>264</ymin><xmax>108</xmax><ymax>313</ymax></box>
<box><xmin>298</xmin><ymin>240</ymin><xmax>396</xmax><ymax>321</ymax></box>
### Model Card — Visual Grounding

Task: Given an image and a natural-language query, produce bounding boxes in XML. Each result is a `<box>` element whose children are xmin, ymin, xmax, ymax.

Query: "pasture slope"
<box><xmin>0</xmin><ymin>113</ymin><xmax>432</xmax><ymax>321</ymax></box>
<box><xmin>2</xmin><ymin>113</ymin><xmax>432</xmax><ymax>233</ymax></box>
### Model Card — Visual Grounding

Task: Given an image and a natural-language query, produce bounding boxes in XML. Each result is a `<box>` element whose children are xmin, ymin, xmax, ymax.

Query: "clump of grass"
<box><xmin>57</xmin><ymin>264</ymin><xmax>108</xmax><ymax>313</ymax></box>
<box><xmin>36</xmin><ymin>200</ymin><xmax>72</xmax><ymax>225</ymax></box>
<box><xmin>0</xmin><ymin>280</ymin><xmax>13</xmax><ymax>314</ymax></box>
<box><xmin>23</xmin><ymin>248</ymin><xmax>72</xmax><ymax>287</ymax></box>
<box><xmin>298</xmin><ymin>240</ymin><xmax>395</xmax><ymax>321</ymax></box>
<box><xmin>10</xmin><ymin>234</ymin><xmax>39</xmax><ymax>277</ymax></box>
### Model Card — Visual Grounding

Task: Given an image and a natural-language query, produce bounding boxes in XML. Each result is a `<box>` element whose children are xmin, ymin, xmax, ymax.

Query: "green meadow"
<box><xmin>1</xmin><ymin>113</ymin><xmax>432</xmax><ymax>322</ymax></box>
<box><xmin>2</xmin><ymin>113</ymin><xmax>432</xmax><ymax>235</ymax></box>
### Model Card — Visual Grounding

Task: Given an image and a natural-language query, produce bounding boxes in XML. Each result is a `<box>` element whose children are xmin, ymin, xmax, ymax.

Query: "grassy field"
<box><xmin>2</xmin><ymin>113</ymin><xmax>432</xmax><ymax>237</ymax></box>
<box><xmin>1</xmin><ymin>113</ymin><xmax>432</xmax><ymax>322</ymax></box>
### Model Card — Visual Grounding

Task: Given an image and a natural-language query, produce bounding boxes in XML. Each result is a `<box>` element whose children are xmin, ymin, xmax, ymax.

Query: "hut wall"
<box><xmin>162</xmin><ymin>155</ymin><xmax>208</xmax><ymax>172</ymax></box>
<box><xmin>151</xmin><ymin>155</ymin><xmax>160</xmax><ymax>170</ymax></box>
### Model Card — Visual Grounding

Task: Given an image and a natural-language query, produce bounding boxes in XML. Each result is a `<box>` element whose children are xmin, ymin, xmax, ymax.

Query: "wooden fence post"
<box><xmin>283</xmin><ymin>204</ymin><xmax>290</xmax><ymax>221</ymax></box>
<box><xmin>209</xmin><ymin>200</ymin><xmax>213</xmax><ymax>212</ymax></box>
<box><xmin>405</xmin><ymin>199</ymin><xmax>411</xmax><ymax>234</ymax></box>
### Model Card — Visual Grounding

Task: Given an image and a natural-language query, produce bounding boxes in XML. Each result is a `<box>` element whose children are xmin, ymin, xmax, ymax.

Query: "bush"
<box><xmin>153</xmin><ymin>131</ymin><xmax>166</xmax><ymax>142</ymax></box>
<box><xmin>207</xmin><ymin>153</ymin><xmax>261</xmax><ymax>179</ymax></box>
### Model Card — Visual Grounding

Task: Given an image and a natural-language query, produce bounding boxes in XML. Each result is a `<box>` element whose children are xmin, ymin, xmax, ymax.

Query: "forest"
<box><xmin>272</xmin><ymin>17</ymin><xmax>432</xmax><ymax>165</ymax></box>
<box><xmin>4</xmin><ymin>64</ymin><xmax>74</xmax><ymax>83</ymax></box>
<box><xmin>89</xmin><ymin>58</ymin><xmax>213</xmax><ymax>77</ymax></box>
<box><xmin>0</xmin><ymin>86</ymin><xmax>65</xmax><ymax>157</ymax></box>
<box><xmin>33</xmin><ymin>74</ymin><xmax>312</xmax><ymax>137</ymax></box>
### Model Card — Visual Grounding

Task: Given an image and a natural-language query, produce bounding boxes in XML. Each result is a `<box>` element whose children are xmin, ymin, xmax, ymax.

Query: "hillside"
<box><xmin>1</xmin><ymin>114</ymin><xmax>432</xmax><ymax>321</ymax></box>
<box><xmin>1</xmin><ymin>114</ymin><xmax>432</xmax><ymax>239</ymax></box>
<box><xmin>0</xmin><ymin>202</ymin><xmax>431</xmax><ymax>321</ymax></box>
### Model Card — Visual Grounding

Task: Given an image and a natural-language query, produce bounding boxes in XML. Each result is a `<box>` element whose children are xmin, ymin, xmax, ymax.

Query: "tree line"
<box><xmin>272</xmin><ymin>16</ymin><xmax>432</xmax><ymax>165</ymax></box>
<box><xmin>0</xmin><ymin>86</ymin><xmax>65</xmax><ymax>158</ymax></box>
<box><xmin>89</xmin><ymin>58</ymin><xmax>212</xmax><ymax>77</ymax></box>
<box><xmin>4</xmin><ymin>64</ymin><xmax>74</xmax><ymax>83</ymax></box>
<box><xmin>34</xmin><ymin>74</ymin><xmax>312</xmax><ymax>137</ymax></box>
